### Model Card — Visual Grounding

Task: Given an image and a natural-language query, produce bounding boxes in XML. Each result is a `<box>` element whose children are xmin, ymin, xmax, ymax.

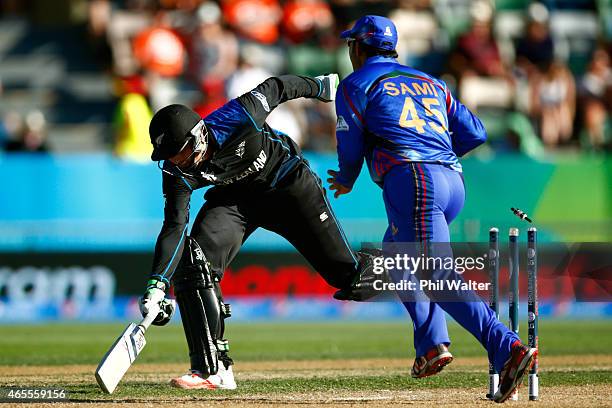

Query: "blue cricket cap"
<box><xmin>340</xmin><ymin>15</ymin><xmax>398</xmax><ymax>52</ymax></box>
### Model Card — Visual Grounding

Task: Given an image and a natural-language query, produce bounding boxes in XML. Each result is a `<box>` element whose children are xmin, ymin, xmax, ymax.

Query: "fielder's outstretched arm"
<box><xmin>332</xmin><ymin>81</ymin><xmax>367</xmax><ymax>189</ymax></box>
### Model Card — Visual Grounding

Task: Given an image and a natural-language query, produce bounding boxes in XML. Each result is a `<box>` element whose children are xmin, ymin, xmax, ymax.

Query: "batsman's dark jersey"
<box><xmin>150</xmin><ymin>75</ymin><xmax>358</xmax><ymax>289</ymax></box>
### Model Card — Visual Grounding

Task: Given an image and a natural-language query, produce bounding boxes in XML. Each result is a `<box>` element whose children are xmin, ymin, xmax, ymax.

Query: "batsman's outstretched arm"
<box><xmin>149</xmin><ymin>171</ymin><xmax>192</xmax><ymax>285</ymax></box>
<box><xmin>237</xmin><ymin>74</ymin><xmax>338</xmax><ymax>130</ymax></box>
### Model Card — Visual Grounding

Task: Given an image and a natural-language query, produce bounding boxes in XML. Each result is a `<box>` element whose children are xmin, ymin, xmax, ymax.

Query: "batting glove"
<box><xmin>315</xmin><ymin>73</ymin><xmax>340</xmax><ymax>102</ymax></box>
<box><xmin>139</xmin><ymin>278</ymin><xmax>176</xmax><ymax>326</ymax></box>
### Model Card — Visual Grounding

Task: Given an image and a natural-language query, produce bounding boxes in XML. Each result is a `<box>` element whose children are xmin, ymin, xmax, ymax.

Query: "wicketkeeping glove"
<box><xmin>315</xmin><ymin>73</ymin><xmax>340</xmax><ymax>102</ymax></box>
<box><xmin>139</xmin><ymin>278</ymin><xmax>176</xmax><ymax>326</ymax></box>
<box><xmin>333</xmin><ymin>249</ymin><xmax>386</xmax><ymax>301</ymax></box>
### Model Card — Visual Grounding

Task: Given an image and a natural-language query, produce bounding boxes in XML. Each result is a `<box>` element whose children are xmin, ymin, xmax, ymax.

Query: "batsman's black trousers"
<box><xmin>190</xmin><ymin>160</ymin><xmax>358</xmax><ymax>289</ymax></box>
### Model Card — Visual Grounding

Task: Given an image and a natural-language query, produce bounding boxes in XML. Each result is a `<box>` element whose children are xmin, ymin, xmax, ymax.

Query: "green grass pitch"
<box><xmin>0</xmin><ymin>320</ymin><xmax>610</xmax><ymax>402</ymax></box>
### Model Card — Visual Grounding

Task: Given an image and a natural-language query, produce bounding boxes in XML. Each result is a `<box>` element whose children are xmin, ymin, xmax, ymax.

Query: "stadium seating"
<box><xmin>0</xmin><ymin>20</ymin><xmax>114</xmax><ymax>150</ymax></box>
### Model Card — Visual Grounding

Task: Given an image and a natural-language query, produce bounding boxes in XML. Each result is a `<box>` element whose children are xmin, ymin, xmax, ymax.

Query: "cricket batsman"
<box><xmin>138</xmin><ymin>74</ymin><xmax>377</xmax><ymax>390</ymax></box>
<box><xmin>328</xmin><ymin>15</ymin><xmax>537</xmax><ymax>402</ymax></box>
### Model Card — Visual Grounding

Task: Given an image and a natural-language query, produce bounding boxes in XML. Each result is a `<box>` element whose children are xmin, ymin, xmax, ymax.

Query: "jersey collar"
<box><xmin>364</xmin><ymin>55</ymin><xmax>397</xmax><ymax>66</ymax></box>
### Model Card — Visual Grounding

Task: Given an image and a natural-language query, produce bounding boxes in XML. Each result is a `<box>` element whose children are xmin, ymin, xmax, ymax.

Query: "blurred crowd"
<box><xmin>0</xmin><ymin>0</ymin><xmax>611</xmax><ymax>159</ymax></box>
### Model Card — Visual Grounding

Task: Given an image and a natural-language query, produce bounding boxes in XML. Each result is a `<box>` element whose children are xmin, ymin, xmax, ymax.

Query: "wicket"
<box><xmin>487</xmin><ymin>227</ymin><xmax>539</xmax><ymax>401</ymax></box>
<box><xmin>527</xmin><ymin>227</ymin><xmax>539</xmax><ymax>401</ymax></box>
<box><xmin>487</xmin><ymin>228</ymin><xmax>500</xmax><ymax>399</ymax></box>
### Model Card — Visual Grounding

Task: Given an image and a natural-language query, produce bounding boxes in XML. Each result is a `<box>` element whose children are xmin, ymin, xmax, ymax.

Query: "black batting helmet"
<box><xmin>149</xmin><ymin>104</ymin><xmax>202</xmax><ymax>161</ymax></box>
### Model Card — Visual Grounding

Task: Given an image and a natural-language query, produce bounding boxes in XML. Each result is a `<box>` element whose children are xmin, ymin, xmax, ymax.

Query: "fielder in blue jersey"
<box><xmin>329</xmin><ymin>15</ymin><xmax>537</xmax><ymax>403</ymax></box>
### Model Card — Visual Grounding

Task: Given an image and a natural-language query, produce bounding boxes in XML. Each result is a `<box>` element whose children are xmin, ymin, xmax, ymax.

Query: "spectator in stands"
<box><xmin>1</xmin><ymin>111</ymin><xmax>22</xmax><ymax>149</ymax></box>
<box><xmin>133</xmin><ymin>24</ymin><xmax>186</xmax><ymax>78</ymax></box>
<box><xmin>529</xmin><ymin>61</ymin><xmax>575</xmax><ymax>147</ymax></box>
<box><xmin>189</xmin><ymin>1</ymin><xmax>239</xmax><ymax>86</ymax></box>
<box><xmin>157</xmin><ymin>0</ymin><xmax>202</xmax><ymax>31</ymax></box>
<box><xmin>281</xmin><ymin>0</ymin><xmax>335</xmax><ymax>44</ymax></box>
<box><xmin>133</xmin><ymin>11</ymin><xmax>187</xmax><ymax>111</ymax></box>
<box><xmin>578</xmin><ymin>47</ymin><xmax>612</xmax><ymax>149</ymax></box>
<box><xmin>4</xmin><ymin>111</ymin><xmax>50</xmax><ymax>153</ymax></box>
<box><xmin>220</xmin><ymin>0</ymin><xmax>286</xmax><ymax>74</ymax></box>
<box><xmin>389</xmin><ymin>0</ymin><xmax>440</xmax><ymax>70</ymax></box>
<box><xmin>112</xmin><ymin>76</ymin><xmax>153</xmax><ymax>162</ymax></box>
<box><xmin>87</xmin><ymin>0</ymin><xmax>113</xmax><ymax>69</ymax></box>
<box><xmin>449</xmin><ymin>1</ymin><xmax>513</xmax><ymax>111</ymax></box>
<box><xmin>451</xmin><ymin>1</ymin><xmax>505</xmax><ymax>79</ymax></box>
<box><xmin>0</xmin><ymin>121</ymin><xmax>7</xmax><ymax>149</ymax></box>
<box><xmin>515</xmin><ymin>3</ymin><xmax>555</xmax><ymax>75</ymax></box>
<box><xmin>106</xmin><ymin>0</ymin><xmax>156</xmax><ymax>76</ymax></box>
<box><xmin>512</xmin><ymin>3</ymin><xmax>555</xmax><ymax>116</ymax></box>
<box><xmin>221</xmin><ymin>0</ymin><xmax>282</xmax><ymax>45</ymax></box>
<box><xmin>329</xmin><ymin>0</ymin><xmax>394</xmax><ymax>27</ymax></box>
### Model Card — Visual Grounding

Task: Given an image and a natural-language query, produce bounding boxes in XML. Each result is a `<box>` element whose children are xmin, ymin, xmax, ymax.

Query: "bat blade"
<box><xmin>95</xmin><ymin>323</ymin><xmax>147</xmax><ymax>394</ymax></box>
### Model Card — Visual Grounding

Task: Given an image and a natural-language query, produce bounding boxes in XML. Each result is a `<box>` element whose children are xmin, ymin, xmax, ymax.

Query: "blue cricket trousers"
<box><xmin>382</xmin><ymin>162</ymin><xmax>519</xmax><ymax>371</ymax></box>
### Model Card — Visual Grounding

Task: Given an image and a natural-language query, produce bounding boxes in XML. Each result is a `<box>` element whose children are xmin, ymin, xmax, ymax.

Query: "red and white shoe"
<box><xmin>411</xmin><ymin>344</ymin><xmax>454</xmax><ymax>379</ymax></box>
<box><xmin>493</xmin><ymin>340</ymin><xmax>538</xmax><ymax>403</ymax></box>
<box><xmin>170</xmin><ymin>364</ymin><xmax>237</xmax><ymax>390</ymax></box>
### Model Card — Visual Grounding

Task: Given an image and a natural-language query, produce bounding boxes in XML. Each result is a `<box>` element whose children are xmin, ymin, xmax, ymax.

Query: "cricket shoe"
<box><xmin>411</xmin><ymin>344</ymin><xmax>454</xmax><ymax>378</ymax></box>
<box><xmin>493</xmin><ymin>340</ymin><xmax>538</xmax><ymax>403</ymax></box>
<box><xmin>170</xmin><ymin>364</ymin><xmax>237</xmax><ymax>390</ymax></box>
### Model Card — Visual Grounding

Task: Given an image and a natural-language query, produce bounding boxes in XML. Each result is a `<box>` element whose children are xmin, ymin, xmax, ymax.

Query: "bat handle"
<box><xmin>138</xmin><ymin>303</ymin><xmax>161</xmax><ymax>332</ymax></box>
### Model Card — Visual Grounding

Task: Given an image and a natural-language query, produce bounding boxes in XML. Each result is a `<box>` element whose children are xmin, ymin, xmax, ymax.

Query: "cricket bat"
<box><xmin>95</xmin><ymin>302</ymin><xmax>161</xmax><ymax>394</ymax></box>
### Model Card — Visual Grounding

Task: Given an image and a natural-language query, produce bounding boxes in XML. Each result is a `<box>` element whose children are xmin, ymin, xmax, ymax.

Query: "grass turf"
<box><xmin>57</xmin><ymin>371</ymin><xmax>611</xmax><ymax>402</ymax></box>
<box><xmin>0</xmin><ymin>320</ymin><xmax>610</xmax><ymax>366</ymax></box>
<box><xmin>0</xmin><ymin>321</ymin><xmax>610</xmax><ymax>402</ymax></box>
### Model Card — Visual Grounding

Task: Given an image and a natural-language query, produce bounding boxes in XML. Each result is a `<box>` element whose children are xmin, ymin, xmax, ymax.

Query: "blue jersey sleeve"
<box><xmin>334</xmin><ymin>81</ymin><xmax>368</xmax><ymax>188</ymax></box>
<box><xmin>445</xmin><ymin>88</ymin><xmax>487</xmax><ymax>157</ymax></box>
